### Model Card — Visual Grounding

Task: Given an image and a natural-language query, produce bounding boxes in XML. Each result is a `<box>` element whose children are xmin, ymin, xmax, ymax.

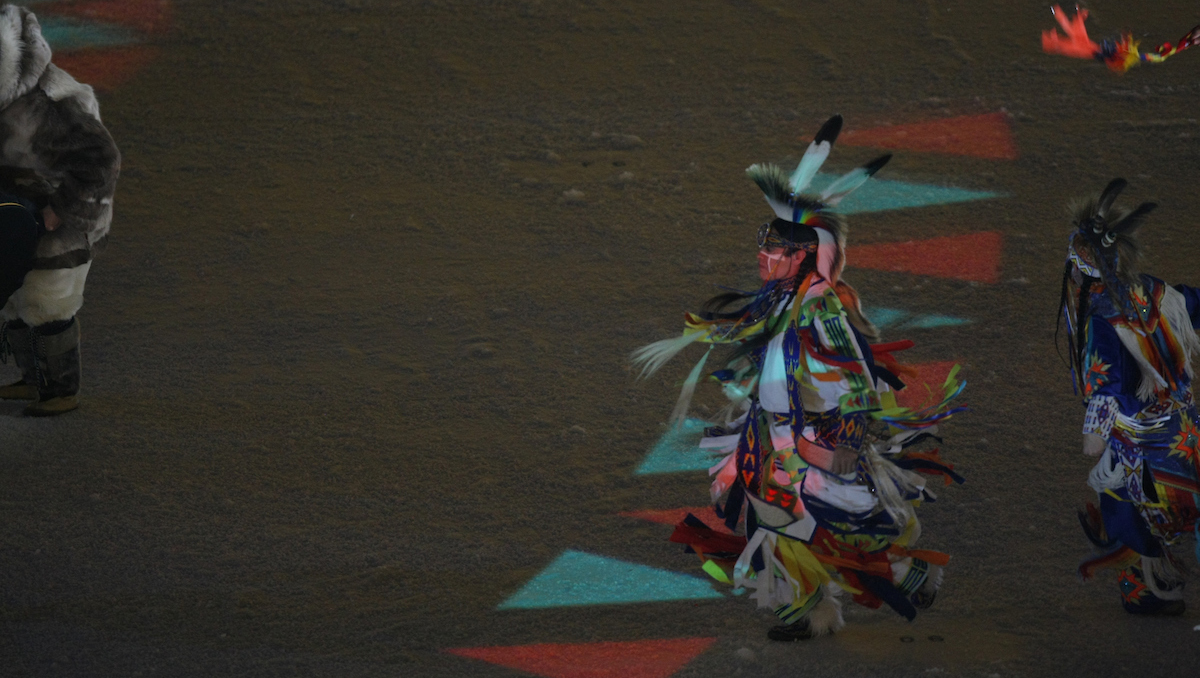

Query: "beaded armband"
<box><xmin>1083</xmin><ymin>395</ymin><xmax>1120</xmax><ymax>439</ymax></box>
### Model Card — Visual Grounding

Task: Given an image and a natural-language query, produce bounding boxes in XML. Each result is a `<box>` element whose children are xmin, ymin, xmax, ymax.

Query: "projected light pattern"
<box><xmin>619</xmin><ymin>506</ymin><xmax>733</xmax><ymax>534</ymax></box>
<box><xmin>29</xmin><ymin>0</ymin><xmax>172</xmax><ymax>90</ymax></box>
<box><xmin>634</xmin><ymin>418</ymin><xmax>722</xmax><ymax>475</ymax></box>
<box><xmin>865</xmin><ymin>307</ymin><xmax>972</xmax><ymax>330</ymax></box>
<box><xmin>497</xmin><ymin>550</ymin><xmax>722</xmax><ymax>609</ymax></box>
<box><xmin>809</xmin><ymin>173</ymin><xmax>1004</xmax><ymax>214</ymax></box>
<box><xmin>446</xmin><ymin>637</ymin><xmax>719</xmax><ymax>678</ymax></box>
<box><xmin>840</xmin><ymin>111</ymin><xmax>1019</xmax><ymax>160</ymax></box>
<box><xmin>848</xmin><ymin>231</ymin><xmax>1004</xmax><ymax>284</ymax></box>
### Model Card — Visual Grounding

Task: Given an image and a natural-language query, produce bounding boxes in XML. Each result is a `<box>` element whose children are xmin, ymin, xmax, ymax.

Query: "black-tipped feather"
<box><xmin>1108</xmin><ymin>201</ymin><xmax>1158</xmax><ymax>237</ymax></box>
<box><xmin>813</xmin><ymin>114</ymin><xmax>843</xmax><ymax>146</ymax></box>
<box><xmin>1097</xmin><ymin>178</ymin><xmax>1127</xmax><ymax>218</ymax></box>
<box><xmin>1066</xmin><ymin>179</ymin><xmax>1154</xmax><ymax>326</ymax></box>
<box><xmin>863</xmin><ymin>154</ymin><xmax>892</xmax><ymax>176</ymax></box>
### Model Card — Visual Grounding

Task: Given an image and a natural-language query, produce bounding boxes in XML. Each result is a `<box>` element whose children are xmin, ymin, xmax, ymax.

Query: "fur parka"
<box><xmin>0</xmin><ymin>4</ymin><xmax>120</xmax><ymax>269</ymax></box>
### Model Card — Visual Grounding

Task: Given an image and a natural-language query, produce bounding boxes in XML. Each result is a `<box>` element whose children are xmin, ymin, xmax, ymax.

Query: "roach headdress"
<box><xmin>1059</xmin><ymin>178</ymin><xmax>1158</xmax><ymax>393</ymax></box>
<box><xmin>745</xmin><ymin>114</ymin><xmax>890</xmax><ymax>285</ymax></box>
<box><xmin>1066</xmin><ymin>178</ymin><xmax>1157</xmax><ymax>292</ymax></box>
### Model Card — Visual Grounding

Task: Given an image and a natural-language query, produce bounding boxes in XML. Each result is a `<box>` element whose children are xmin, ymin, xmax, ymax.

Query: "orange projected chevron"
<box><xmin>54</xmin><ymin>46</ymin><xmax>159</xmax><ymax>91</ymax></box>
<box><xmin>896</xmin><ymin>361</ymin><xmax>959</xmax><ymax>409</ymax></box>
<box><xmin>619</xmin><ymin>506</ymin><xmax>734</xmax><ymax>534</ymax></box>
<box><xmin>446</xmin><ymin>637</ymin><xmax>717</xmax><ymax>678</ymax></box>
<box><xmin>847</xmin><ymin>231</ymin><xmax>1003</xmax><ymax>284</ymax></box>
<box><xmin>34</xmin><ymin>0</ymin><xmax>175</xmax><ymax>91</ymax></box>
<box><xmin>840</xmin><ymin>112</ymin><xmax>1018</xmax><ymax>160</ymax></box>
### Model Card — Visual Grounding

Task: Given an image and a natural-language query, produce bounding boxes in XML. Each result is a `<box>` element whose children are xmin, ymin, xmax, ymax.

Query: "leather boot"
<box><xmin>24</xmin><ymin>317</ymin><xmax>80</xmax><ymax>416</ymax></box>
<box><xmin>0</xmin><ymin>319</ymin><xmax>38</xmax><ymax>400</ymax></box>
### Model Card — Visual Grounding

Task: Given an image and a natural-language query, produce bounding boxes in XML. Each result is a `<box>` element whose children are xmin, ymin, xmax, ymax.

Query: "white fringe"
<box><xmin>630</xmin><ymin>329</ymin><xmax>705</xmax><ymax>379</ymax></box>
<box><xmin>862</xmin><ymin>438</ymin><xmax>925</xmax><ymax>527</ymax></box>
<box><xmin>1109</xmin><ymin>285</ymin><xmax>1200</xmax><ymax>401</ymax></box>
<box><xmin>1114</xmin><ymin>325</ymin><xmax>1170</xmax><ymax>401</ymax></box>
<box><xmin>668</xmin><ymin>345</ymin><xmax>713</xmax><ymax>426</ymax></box>
<box><xmin>1161</xmin><ymin>285</ymin><xmax>1200</xmax><ymax>377</ymax></box>
<box><xmin>1141</xmin><ymin>556</ymin><xmax>1185</xmax><ymax>600</ymax></box>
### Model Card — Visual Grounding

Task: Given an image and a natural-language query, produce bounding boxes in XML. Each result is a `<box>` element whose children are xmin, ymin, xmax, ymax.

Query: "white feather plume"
<box><xmin>820</xmin><ymin>167</ymin><xmax>871</xmax><ymax>206</ymax></box>
<box><xmin>788</xmin><ymin>139</ymin><xmax>832</xmax><ymax>194</ymax></box>
<box><xmin>764</xmin><ymin>195</ymin><xmax>794</xmax><ymax>221</ymax></box>
<box><xmin>821</xmin><ymin>154</ymin><xmax>891</xmax><ymax>206</ymax></box>
<box><xmin>788</xmin><ymin>114</ymin><xmax>843</xmax><ymax>194</ymax></box>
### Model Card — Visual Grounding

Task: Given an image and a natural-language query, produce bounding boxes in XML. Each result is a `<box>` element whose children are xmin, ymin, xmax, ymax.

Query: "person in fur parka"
<box><xmin>0</xmin><ymin>4</ymin><xmax>120</xmax><ymax>416</ymax></box>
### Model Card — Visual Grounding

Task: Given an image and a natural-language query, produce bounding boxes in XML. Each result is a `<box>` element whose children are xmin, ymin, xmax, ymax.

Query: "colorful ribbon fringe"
<box><xmin>873</xmin><ymin>363</ymin><xmax>969</xmax><ymax>431</ymax></box>
<box><xmin>1042</xmin><ymin>5</ymin><xmax>1200</xmax><ymax>73</ymax></box>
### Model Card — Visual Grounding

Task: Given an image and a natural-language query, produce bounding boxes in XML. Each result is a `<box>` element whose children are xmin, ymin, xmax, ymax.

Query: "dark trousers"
<box><xmin>0</xmin><ymin>194</ymin><xmax>42</xmax><ymax>307</ymax></box>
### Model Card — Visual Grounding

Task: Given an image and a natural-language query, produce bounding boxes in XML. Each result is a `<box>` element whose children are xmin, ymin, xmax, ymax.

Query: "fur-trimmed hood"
<box><xmin>0</xmin><ymin>4</ymin><xmax>51</xmax><ymax>110</ymax></box>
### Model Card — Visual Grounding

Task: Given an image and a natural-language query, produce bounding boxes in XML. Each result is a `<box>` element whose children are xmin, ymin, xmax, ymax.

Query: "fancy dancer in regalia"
<box><xmin>1062</xmin><ymin>179</ymin><xmax>1200</xmax><ymax>615</ymax></box>
<box><xmin>634</xmin><ymin>115</ymin><xmax>967</xmax><ymax>641</ymax></box>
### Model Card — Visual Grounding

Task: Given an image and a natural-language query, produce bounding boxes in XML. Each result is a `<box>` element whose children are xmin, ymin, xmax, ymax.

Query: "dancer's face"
<box><xmin>758</xmin><ymin>247</ymin><xmax>807</xmax><ymax>282</ymax></box>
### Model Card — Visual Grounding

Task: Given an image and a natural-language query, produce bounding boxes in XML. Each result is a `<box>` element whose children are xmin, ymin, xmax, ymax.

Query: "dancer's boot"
<box><xmin>24</xmin><ymin>317</ymin><xmax>80</xmax><ymax>417</ymax></box>
<box><xmin>0</xmin><ymin>320</ymin><xmax>38</xmax><ymax>400</ymax></box>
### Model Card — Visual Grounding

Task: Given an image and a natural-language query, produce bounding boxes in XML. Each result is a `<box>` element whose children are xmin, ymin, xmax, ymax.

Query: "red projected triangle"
<box><xmin>53</xmin><ymin>46</ymin><xmax>159</xmax><ymax>91</ymax></box>
<box><xmin>447</xmin><ymin>637</ymin><xmax>717</xmax><ymax>678</ymax></box>
<box><xmin>840</xmin><ymin>112</ymin><xmax>1017</xmax><ymax>160</ymax></box>
<box><xmin>619</xmin><ymin>506</ymin><xmax>733</xmax><ymax>534</ymax></box>
<box><xmin>847</xmin><ymin>231</ymin><xmax>1003</xmax><ymax>284</ymax></box>
<box><xmin>41</xmin><ymin>0</ymin><xmax>173</xmax><ymax>34</ymax></box>
<box><xmin>896</xmin><ymin>361</ymin><xmax>958</xmax><ymax>409</ymax></box>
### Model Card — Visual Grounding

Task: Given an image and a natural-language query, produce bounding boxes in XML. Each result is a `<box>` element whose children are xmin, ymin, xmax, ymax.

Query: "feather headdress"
<box><xmin>746</xmin><ymin>114</ymin><xmax>891</xmax><ymax>285</ymax></box>
<box><xmin>633</xmin><ymin>117</ymin><xmax>890</xmax><ymax>426</ymax></box>
<box><xmin>1058</xmin><ymin>178</ymin><xmax>1160</xmax><ymax>395</ymax></box>
<box><xmin>1067</xmin><ymin>178</ymin><xmax>1156</xmax><ymax>291</ymax></box>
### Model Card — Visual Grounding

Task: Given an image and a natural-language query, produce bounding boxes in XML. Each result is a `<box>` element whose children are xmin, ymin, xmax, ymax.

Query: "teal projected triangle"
<box><xmin>866</xmin><ymin>307</ymin><xmax>910</xmax><ymax>328</ymax></box>
<box><xmin>809</xmin><ymin>173</ymin><xmax>1003</xmax><ymax>214</ymax></box>
<box><xmin>498</xmin><ymin>550</ymin><xmax>722</xmax><ymax>609</ymax></box>
<box><xmin>905</xmin><ymin>313</ymin><xmax>971</xmax><ymax>329</ymax></box>
<box><xmin>635</xmin><ymin>418</ymin><xmax>724</xmax><ymax>475</ymax></box>
<box><xmin>865</xmin><ymin>307</ymin><xmax>972</xmax><ymax>330</ymax></box>
<box><xmin>40</xmin><ymin>17</ymin><xmax>138</xmax><ymax>51</ymax></box>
